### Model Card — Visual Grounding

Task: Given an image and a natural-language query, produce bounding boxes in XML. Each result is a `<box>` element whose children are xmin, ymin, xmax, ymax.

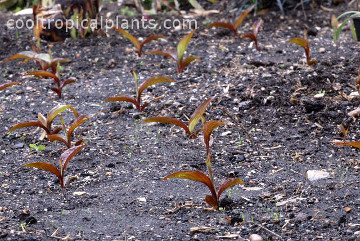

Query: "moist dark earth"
<box><xmin>1</xmin><ymin>2</ymin><xmax>360</xmax><ymax>240</ymax></box>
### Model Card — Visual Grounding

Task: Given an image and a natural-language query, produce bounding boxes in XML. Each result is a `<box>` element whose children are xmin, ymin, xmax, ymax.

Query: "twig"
<box><xmin>257</xmin><ymin>223</ymin><xmax>282</xmax><ymax>239</ymax></box>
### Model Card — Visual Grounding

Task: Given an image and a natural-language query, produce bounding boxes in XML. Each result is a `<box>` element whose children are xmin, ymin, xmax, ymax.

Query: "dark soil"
<box><xmin>1</xmin><ymin>2</ymin><xmax>360</xmax><ymax>240</ymax></box>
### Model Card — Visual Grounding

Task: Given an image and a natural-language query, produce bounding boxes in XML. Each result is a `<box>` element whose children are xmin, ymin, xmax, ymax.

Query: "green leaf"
<box><xmin>60</xmin><ymin>145</ymin><xmax>87</xmax><ymax>175</ymax></box>
<box><xmin>8</xmin><ymin>121</ymin><xmax>48</xmax><ymax>133</ymax></box>
<box><xmin>203</xmin><ymin>120</ymin><xmax>224</xmax><ymax>154</ymax></box>
<box><xmin>47</xmin><ymin>104</ymin><xmax>71</xmax><ymax>126</ymax></box>
<box><xmin>163</xmin><ymin>170</ymin><xmax>216</xmax><ymax>197</ymax></box>
<box><xmin>188</xmin><ymin>98</ymin><xmax>213</xmax><ymax>133</ymax></box>
<box><xmin>138</xmin><ymin>76</ymin><xmax>175</xmax><ymax>98</ymax></box>
<box><xmin>113</xmin><ymin>27</ymin><xmax>141</xmax><ymax>50</ymax></box>
<box><xmin>0</xmin><ymin>82</ymin><xmax>20</xmax><ymax>91</ymax></box>
<box><xmin>177</xmin><ymin>29</ymin><xmax>197</xmax><ymax>64</ymax></box>
<box><xmin>333</xmin><ymin>140</ymin><xmax>360</xmax><ymax>149</ymax></box>
<box><xmin>143</xmin><ymin>116</ymin><xmax>191</xmax><ymax>136</ymax></box>
<box><xmin>23</xmin><ymin>162</ymin><xmax>61</xmax><ymax>182</ymax></box>
<box><xmin>233</xmin><ymin>4</ymin><xmax>254</xmax><ymax>30</ymax></box>
<box><xmin>217</xmin><ymin>178</ymin><xmax>244</xmax><ymax>200</ymax></box>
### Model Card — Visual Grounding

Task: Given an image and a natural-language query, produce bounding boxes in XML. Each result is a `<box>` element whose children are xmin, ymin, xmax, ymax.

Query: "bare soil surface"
<box><xmin>0</xmin><ymin>2</ymin><xmax>360</xmax><ymax>240</ymax></box>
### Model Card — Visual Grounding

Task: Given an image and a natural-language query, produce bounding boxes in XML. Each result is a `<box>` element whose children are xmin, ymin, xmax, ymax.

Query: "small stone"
<box><xmin>137</xmin><ymin>197</ymin><xmax>146</xmax><ymax>202</ymax></box>
<box><xmin>306</xmin><ymin>170</ymin><xmax>330</xmax><ymax>181</ymax></box>
<box><xmin>249</xmin><ymin>234</ymin><xmax>263</xmax><ymax>241</ymax></box>
<box><xmin>314</xmin><ymin>93</ymin><xmax>324</xmax><ymax>98</ymax></box>
<box><xmin>73</xmin><ymin>191</ymin><xmax>87</xmax><ymax>196</ymax></box>
<box><xmin>319</xmin><ymin>47</ymin><xmax>326</xmax><ymax>53</ymax></box>
<box><xmin>13</xmin><ymin>143</ymin><xmax>24</xmax><ymax>148</ymax></box>
<box><xmin>345</xmin><ymin>207</ymin><xmax>351</xmax><ymax>213</ymax></box>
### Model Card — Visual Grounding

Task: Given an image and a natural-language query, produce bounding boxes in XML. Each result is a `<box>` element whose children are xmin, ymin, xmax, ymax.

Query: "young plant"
<box><xmin>47</xmin><ymin>114</ymin><xmax>90</xmax><ymax>148</ymax></box>
<box><xmin>333</xmin><ymin>140</ymin><xmax>360</xmax><ymax>149</ymax></box>
<box><xmin>105</xmin><ymin>71</ymin><xmax>175</xmax><ymax>112</ymax></box>
<box><xmin>113</xmin><ymin>27</ymin><xmax>166</xmax><ymax>57</ymax></box>
<box><xmin>333</xmin><ymin>11</ymin><xmax>360</xmax><ymax>42</ymax></box>
<box><xmin>2</xmin><ymin>45</ymin><xmax>69</xmax><ymax>74</ymax></box>
<box><xmin>143</xmin><ymin>97</ymin><xmax>212</xmax><ymax>139</ymax></box>
<box><xmin>23</xmin><ymin>145</ymin><xmax>87</xmax><ymax>188</ymax></box>
<box><xmin>0</xmin><ymin>82</ymin><xmax>20</xmax><ymax>91</ymax></box>
<box><xmin>288</xmin><ymin>37</ymin><xmax>317</xmax><ymax>66</ymax></box>
<box><xmin>241</xmin><ymin>18</ymin><xmax>264</xmax><ymax>50</ymax></box>
<box><xmin>163</xmin><ymin>121</ymin><xmax>244</xmax><ymax>210</ymax></box>
<box><xmin>147</xmin><ymin>29</ymin><xmax>198</xmax><ymax>73</ymax></box>
<box><xmin>8</xmin><ymin>104</ymin><xmax>72</xmax><ymax>136</ymax></box>
<box><xmin>208</xmin><ymin>5</ymin><xmax>254</xmax><ymax>38</ymax></box>
<box><xmin>27</xmin><ymin>70</ymin><xmax>76</xmax><ymax>98</ymax></box>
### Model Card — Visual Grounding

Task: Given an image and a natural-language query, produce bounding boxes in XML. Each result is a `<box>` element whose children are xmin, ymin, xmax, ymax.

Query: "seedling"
<box><xmin>147</xmin><ymin>29</ymin><xmax>198</xmax><ymax>73</ymax></box>
<box><xmin>29</xmin><ymin>143</ymin><xmax>45</xmax><ymax>152</ymax></box>
<box><xmin>27</xmin><ymin>70</ymin><xmax>76</xmax><ymax>98</ymax></box>
<box><xmin>143</xmin><ymin>97</ymin><xmax>213</xmax><ymax>139</ymax></box>
<box><xmin>288</xmin><ymin>37</ymin><xmax>317</xmax><ymax>66</ymax></box>
<box><xmin>242</xmin><ymin>18</ymin><xmax>264</xmax><ymax>50</ymax></box>
<box><xmin>105</xmin><ymin>71</ymin><xmax>175</xmax><ymax>112</ymax></box>
<box><xmin>24</xmin><ymin>145</ymin><xmax>87</xmax><ymax>188</ymax></box>
<box><xmin>163</xmin><ymin>121</ymin><xmax>244</xmax><ymax>210</ymax></box>
<box><xmin>8</xmin><ymin>104</ymin><xmax>72</xmax><ymax>136</ymax></box>
<box><xmin>333</xmin><ymin>11</ymin><xmax>360</xmax><ymax>42</ymax></box>
<box><xmin>0</xmin><ymin>82</ymin><xmax>20</xmax><ymax>91</ymax></box>
<box><xmin>113</xmin><ymin>27</ymin><xmax>166</xmax><ymax>57</ymax></box>
<box><xmin>333</xmin><ymin>140</ymin><xmax>360</xmax><ymax>149</ymax></box>
<box><xmin>2</xmin><ymin>45</ymin><xmax>69</xmax><ymax>74</ymax></box>
<box><xmin>208</xmin><ymin>5</ymin><xmax>254</xmax><ymax>38</ymax></box>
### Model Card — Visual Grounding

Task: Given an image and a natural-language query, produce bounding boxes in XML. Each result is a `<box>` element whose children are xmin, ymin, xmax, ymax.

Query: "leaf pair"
<box><xmin>242</xmin><ymin>18</ymin><xmax>264</xmax><ymax>50</ymax></box>
<box><xmin>105</xmin><ymin>71</ymin><xmax>175</xmax><ymax>112</ymax></box>
<box><xmin>2</xmin><ymin>51</ymin><xmax>69</xmax><ymax>74</ymax></box>
<box><xmin>288</xmin><ymin>38</ymin><xmax>317</xmax><ymax>66</ymax></box>
<box><xmin>143</xmin><ymin>97</ymin><xmax>213</xmax><ymax>139</ymax></box>
<box><xmin>164</xmin><ymin>121</ymin><xmax>244</xmax><ymax>210</ymax></box>
<box><xmin>208</xmin><ymin>5</ymin><xmax>254</xmax><ymax>38</ymax></box>
<box><xmin>147</xmin><ymin>29</ymin><xmax>199</xmax><ymax>73</ymax></box>
<box><xmin>113</xmin><ymin>27</ymin><xmax>166</xmax><ymax>57</ymax></box>
<box><xmin>24</xmin><ymin>145</ymin><xmax>87</xmax><ymax>188</ymax></box>
<box><xmin>333</xmin><ymin>11</ymin><xmax>360</xmax><ymax>42</ymax></box>
<box><xmin>0</xmin><ymin>82</ymin><xmax>20</xmax><ymax>91</ymax></box>
<box><xmin>28</xmin><ymin>70</ymin><xmax>76</xmax><ymax>98</ymax></box>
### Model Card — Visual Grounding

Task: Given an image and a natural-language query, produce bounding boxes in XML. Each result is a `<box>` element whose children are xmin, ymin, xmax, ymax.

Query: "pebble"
<box><xmin>319</xmin><ymin>47</ymin><xmax>326</xmax><ymax>53</ymax></box>
<box><xmin>13</xmin><ymin>143</ymin><xmax>24</xmax><ymax>148</ymax></box>
<box><xmin>249</xmin><ymin>234</ymin><xmax>263</xmax><ymax>241</ymax></box>
<box><xmin>306</xmin><ymin>170</ymin><xmax>330</xmax><ymax>181</ymax></box>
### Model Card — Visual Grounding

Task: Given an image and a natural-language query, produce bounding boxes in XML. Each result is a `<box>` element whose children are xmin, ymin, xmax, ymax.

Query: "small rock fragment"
<box><xmin>14</xmin><ymin>143</ymin><xmax>24</xmax><ymax>149</ymax></box>
<box><xmin>249</xmin><ymin>234</ymin><xmax>263</xmax><ymax>241</ymax></box>
<box><xmin>319</xmin><ymin>47</ymin><xmax>326</xmax><ymax>53</ymax></box>
<box><xmin>73</xmin><ymin>191</ymin><xmax>87</xmax><ymax>196</ymax></box>
<box><xmin>306</xmin><ymin>170</ymin><xmax>330</xmax><ymax>181</ymax></box>
<box><xmin>345</xmin><ymin>207</ymin><xmax>351</xmax><ymax>213</ymax></box>
<box><xmin>137</xmin><ymin>197</ymin><xmax>146</xmax><ymax>202</ymax></box>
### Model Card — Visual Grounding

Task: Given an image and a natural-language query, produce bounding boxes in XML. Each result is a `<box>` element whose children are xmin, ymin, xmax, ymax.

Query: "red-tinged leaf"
<box><xmin>205</xmin><ymin>195</ymin><xmax>218</xmax><ymax>209</ymax></box>
<box><xmin>333</xmin><ymin>140</ymin><xmax>360</xmax><ymax>149</ymax></box>
<box><xmin>308</xmin><ymin>59</ymin><xmax>318</xmax><ymax>66</ymax></box>
<box><xmin>74</xmin><ymin>140</ymin><xmax>86</xmax><ymax>146</ymax></box>
<box><xmin>67</xmin><ymin>115</ymin><xmax>90</xmax><ymax>142</ymax></box>
<box><xmin>140</xmin><ymin>102</ymin><xmax>151</xmax><ymax>112</ymax></box>
<box><xmin>0</xmin><ymin>82</ymin><xmax>20</xmax><ymax>91</ymax></box>
<box><xmin>177</xmin><ymin>29</ymin><xmax>197</xmax><ymax>64</ymax></box>
<box><xmin>143</xmin><ymin>116</ymin><xmax>191</xmax><ymax>136</ymax></box>
<box><xmin>113</xmin><ymin>27</ymin><xmax>141</xmax><ymax>50</ymax></box>
<box><xmin>8</xmin><ymin>121</ymin><xmax>48</xmax><ymax>133</ymax></box>
<box><xmin>48</xmin><ymin>134</ymin><xmax>69</xmax><ymax>147</ymax></box>
<box><xmin>253</xmin><ymin>18</ymin><xmax>264</xmax><ymax>36</ymax></box>
<box><xmin>179</xmin><ymin>56</ymin><xmax>199</xmax><ymax>73</ymax></box>
<box><xmin>138</xmin><ymin>76</ymin><xmax>175</xmax><ymax>97</ymax></box>
<box><xmin>242</xmin><ymin>33</ymin><xmax>256</xmax><ymax>42</ymax></box>
<box><xmin>61</xmin><ymin>78</ymin><xmax>76</xmax><ymax>88</ymax></box>
<box><xmin>2</xmin><ymin>51</ymin><xmax>38</xmax><ymax>64</ymax></box>
<box><xmin>208</xmin><ymin>22</ymin><xmax>236</xmax><ymax>32</ymax></box>
<box><xmin>289</xmin><ymin>37</ymin><xmax>309</xmax><ymax>52</ymax></box>
<box><xmin>69</xmin><ymin>106</ymin><xmax>79</xmax><ymax>118</ymax></box>
<box><xmin>50</xmin><ymin>87</ymin><xmax>61</xmax><ymax>98</ymax></box>
<box><xmin>23</xmin><ymin>162</ymin><xmax>61</xmax><ymax>183</ymax></box>
<box><xmin>141</xmin><ymin>35</ymin><xmax>166</xmax><ymax>46</ymax></box>
<box><xmin>217</xmin><ymin>178</ymin><xmax>244</xmax><ymax>199</ymax></box>
<box><xmin>203</xmin><ymin>120</ymin><xmax>225</xmax><ymax>154</ymax></box>
<box><xmin>28</xmin><ymin>70</ymin><xmax>59</xmax><ymax>83</ymax></box>
<box><xmin>189</xmin><ymin>98</ymin><xmax>213</xmax><ymax>133</ymax></box>
<box><xmin>60</xmin><ymin>145</ymin><xmax>87</xmax><ymax>175</ymax></box>
<box><xmin>147</xmin><ymin>50</ymin><xmax>177</xmax><ymax>60</ymax></box>
<box><xmin>104</xmin><ymin>96</ymin><xmax>138</xmax><ymax>109</ymax></box>
<box><xmin>52</xmin><ymin>58</ymin><xmax>70</xmax><ymax>64</ymax></box>
<box><xmin>47</xmin><ymin>104</ymin><xmax>71</xmax><ymax>126</ymax></box>
<box><xmin>163</xmin><ymin>170</ymin><xmax>216</xmax><ymax>197</ymax></box>
<box><xmin>233</xmin><ymin>4</ymin><xmax>254</xmax><ymax>30</ymax></box>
